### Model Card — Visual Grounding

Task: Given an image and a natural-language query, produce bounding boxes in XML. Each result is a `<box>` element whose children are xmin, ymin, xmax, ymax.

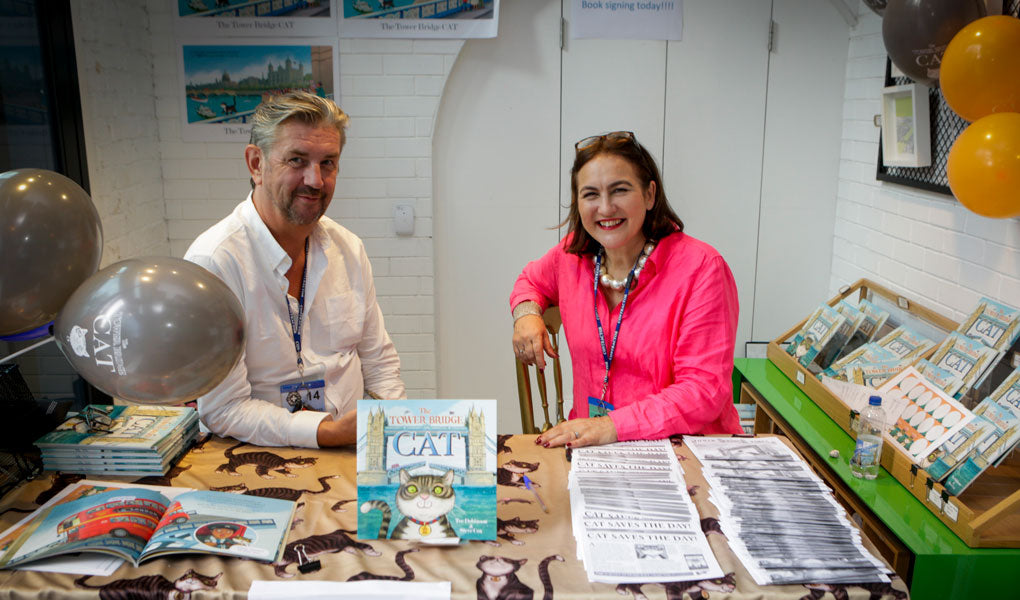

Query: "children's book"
<box><xmin>35</xmin><ymin>405</ymin><xmax>198</xmax><ymax>454</ymax></box>
<box><xmin>874</xmin><ymin>326</ymin><xmax>937</xmax><ymax>362</ymax></box>
<box><xmin>356</xmin><ymin>399</ymin><xmax>497</xmax><ymax>542</ymax></box>
<box><xmin>853</xmin><ymin>299</ymin><xmax>891</xmax><ymax>346</ymax></box>
<box><xmin>926</xmin><ymin>332</ymin><xmax>999</xmax><ymax>400</ymax></box>
<box><xmin>915</xmin><ymin>358</ymin><xmax>964</xmax><ymax>397</ymax></box>
<box><xmin>877</xmin><ymin>366</ymin><xmax>974</xmax><ymax>465</ymax></box>
<box><xmin>844</xmin><ymin>359</ymin><xmax>910</xmax><ymax>389</ymax></box>
<box><xmin>786</xmin><ymin>304</ymin><xmax>848</xmax><ymax>371</ymax></box>
<box><xmin>958</xmin><ymin>297</ymin><xmax>1020</xmax><ymax>352</ymax></box>
<box><xmin>825</xmin><ymin>300</ymin><xmax>868</xmax><ymax>365</ymax></box>
<box><xmin>0</xmin><ymin>481</ymin><xmax>294</xmax><ymax>570</ymax></box>
<box><xmin>944</xmin><ymin>368</ymin><xmax>1020</xmax><ymax>495</ymax></box>
<box><xmin>824</xmin><ymin>342</ymin><xmax>898</xmax><ymax>379</ymax></box>
<box><xmin>922</xmin><ymin>399</ymin><xmax>998</xmax><ymax>481</ymax></box>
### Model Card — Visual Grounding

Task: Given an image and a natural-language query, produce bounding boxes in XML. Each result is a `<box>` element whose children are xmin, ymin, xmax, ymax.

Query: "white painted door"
<box><xmin>434</xmin><ymin>0</ymin><xmax>847</xmax><ymax>433</ymax></box>
<box><xmin>433</xmin><ymin>0</ymin><xmax>563</xmax><ymax>433</ymax></box>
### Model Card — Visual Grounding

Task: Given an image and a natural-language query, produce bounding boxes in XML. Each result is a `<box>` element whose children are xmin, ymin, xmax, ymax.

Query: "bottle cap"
<box><xmin>869</xmin><ymin>395</ymin><xmax>882</xmax><ymax>407</ymax></box>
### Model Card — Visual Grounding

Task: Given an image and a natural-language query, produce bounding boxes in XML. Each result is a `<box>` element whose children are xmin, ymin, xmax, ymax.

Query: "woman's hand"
<box><xmin>535</xmin><ymin>416</ymin><xmax>617</xmax><ymax>448</ymax></box>
<box><xmin>512</xmin><ymin>313</ymin><xmax>558</xmax><ymax>369</ymax></box>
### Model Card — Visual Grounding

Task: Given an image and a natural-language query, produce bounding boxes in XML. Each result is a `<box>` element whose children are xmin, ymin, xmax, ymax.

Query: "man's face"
<box><xmin>249</xmin><ymin>119</ymin><xmax>341</xmax><ymax>228</ymax></box>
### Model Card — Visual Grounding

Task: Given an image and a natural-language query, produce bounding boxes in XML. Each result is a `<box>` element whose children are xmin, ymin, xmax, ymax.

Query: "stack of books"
<box><xmin>34</xmin><ymin>405</ymin><xmax>199</xmax><ymax>477</ymax></box>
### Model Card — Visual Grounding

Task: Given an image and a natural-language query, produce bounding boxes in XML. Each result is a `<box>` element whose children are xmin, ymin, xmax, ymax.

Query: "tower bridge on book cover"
<box><xmin>360</xmin><ymin>405</ymin><xmax>496</xmax><ymax>486</ymax></box>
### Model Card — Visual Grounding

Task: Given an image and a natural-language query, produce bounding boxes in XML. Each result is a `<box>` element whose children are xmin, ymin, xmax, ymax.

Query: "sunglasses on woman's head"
<box><xmin>575</xmin><ymin>131</ymin><xmax>636</xmax><ymax>152</ymax></box>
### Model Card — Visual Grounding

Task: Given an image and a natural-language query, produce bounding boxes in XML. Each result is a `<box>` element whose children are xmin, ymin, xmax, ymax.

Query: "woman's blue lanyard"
<box><xmin>285</xmin><ymin>237</ymin><xmax>310</xmax><ymax>379</ymax></box>
<box><xmin>593</xmin><ymin>251</ymin><xmax>637</xmax><ymax>404</ymax></box>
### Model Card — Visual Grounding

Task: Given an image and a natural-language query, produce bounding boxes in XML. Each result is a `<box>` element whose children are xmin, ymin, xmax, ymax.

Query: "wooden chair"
<box><xmin>515</xmin><ymin>307</ymin><xmax>566</xmax><ymax>434</ymax></box>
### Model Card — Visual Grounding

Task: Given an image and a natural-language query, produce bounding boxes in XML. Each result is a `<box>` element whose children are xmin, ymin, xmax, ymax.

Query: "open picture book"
<box><xmin>0</xmin><ymin>480</ymin><xmax>294</xmax><ymax>570</ymax></box>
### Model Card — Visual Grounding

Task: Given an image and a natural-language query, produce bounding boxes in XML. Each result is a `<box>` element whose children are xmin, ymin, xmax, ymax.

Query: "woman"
<box><xmin>510</xmin><ymin>131</ymin><xmax>742</xmax><ymax>448</ymax></box>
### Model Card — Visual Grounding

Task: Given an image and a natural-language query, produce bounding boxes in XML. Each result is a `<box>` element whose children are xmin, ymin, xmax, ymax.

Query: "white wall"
<box><xmin>145</xmin><ymin>1</ymin><xmax>462</xmax><ymax>399</ymax></box>
<box><xmin>830</xmin><ymin>3</ymin><xmax>1020</xmax><ymax>321</ymax></box>
<box><xmin>5</xmin><ymin>0</ymin><xmax>168</xmax><ymax>399</ymax></box>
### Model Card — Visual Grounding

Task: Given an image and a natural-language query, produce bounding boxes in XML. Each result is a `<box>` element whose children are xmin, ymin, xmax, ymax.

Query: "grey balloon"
<box><xmin>0</xmin><ymin>169</ymin><xmax>103</xmax><ymax>336</ymax></box>
<box><xmin>882</xmin><ymin>0</ymin><xmax>985</xmax><ymax>86</ymax></box>
<box><xmin>54</xmin><ymin>257</ymin><xmax>245</xmax><ymax>404</ymax></box>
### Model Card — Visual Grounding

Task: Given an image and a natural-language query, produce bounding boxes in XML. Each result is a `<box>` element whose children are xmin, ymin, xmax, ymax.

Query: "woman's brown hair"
<box><xmin>562</xmin><ymin>132</ymin><xmax>683</xmax><ymax>256</ymax></box>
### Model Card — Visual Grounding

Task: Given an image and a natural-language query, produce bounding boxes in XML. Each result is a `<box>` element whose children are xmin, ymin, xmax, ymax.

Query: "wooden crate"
<box><xmin>766</xmin><ymin>278</ymin><xmax>1020</xmax><ymax>548</ymax></box>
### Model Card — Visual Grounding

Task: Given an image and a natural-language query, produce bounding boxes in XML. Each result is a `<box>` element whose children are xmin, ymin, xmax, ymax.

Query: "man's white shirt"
<box><xmin>184</xmin><ymin>196</ymin><xmax>405</xmax><ymax>447</ymax></box>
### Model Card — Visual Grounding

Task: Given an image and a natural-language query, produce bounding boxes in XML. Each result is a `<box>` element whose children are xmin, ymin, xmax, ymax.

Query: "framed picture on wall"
<box><xmin>880</xmin><ymin>83</ymin><xmax>931</xmax><ymax>168</ymax></box>
<box><xmin>177</xmin><ymin>39</ymin><xmax>339</xmax><ymax>142</ymax></box>
<box><xmin>174</xmin><ymin>0</ymin><xmax>338</xmax><ymax>38</ymax></box>
<box><xmin>339</xmin><ymin>0</ymin><xmax>499</xmax><ymax>38</ymax></box>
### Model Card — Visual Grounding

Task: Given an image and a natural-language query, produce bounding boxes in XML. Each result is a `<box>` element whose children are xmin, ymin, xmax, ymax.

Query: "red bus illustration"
<box><xmin>57</xmin><ymin>498</ymin><xmax>165</xmax><ymax>542</ymax></box>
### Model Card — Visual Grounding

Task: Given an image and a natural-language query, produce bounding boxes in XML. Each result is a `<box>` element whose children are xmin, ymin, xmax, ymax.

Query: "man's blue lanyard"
<box><xmin>285</xmin><ymin>237</ymin><xmax>310</xmax><ymax>378</ymax></box>
<box><xmin>593</xmin><ymin>251</ymin><xmax>637</xmax><ymax>404</ymax></box>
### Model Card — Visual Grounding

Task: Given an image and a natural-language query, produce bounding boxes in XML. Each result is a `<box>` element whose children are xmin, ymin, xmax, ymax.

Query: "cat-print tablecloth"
<box><xmin>0</xmin><ymin>434</ymin><xmax>909</xmax><ymax>599</ymax></box>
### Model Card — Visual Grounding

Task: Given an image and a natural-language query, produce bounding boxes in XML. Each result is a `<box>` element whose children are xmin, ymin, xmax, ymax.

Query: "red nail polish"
<box><xmin>565</xmin><ymin>443</ymin><xmax>571</xmax><ymax>448</ymax></box>
<box><xmin>542</xmin><ymin>442</ymin><xmax>549</xmax><ymax>448</ymax></box>
<box><xmin>534</xmin><ymin>438</ymin><xmax>541</xmax><ymax>445</ymax></box>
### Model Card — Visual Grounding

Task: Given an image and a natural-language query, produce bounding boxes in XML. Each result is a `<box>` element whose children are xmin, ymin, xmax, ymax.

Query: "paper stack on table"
<box><xmin>684</xmin><ymin>436</ymin><xmax>890</xmax><ymax>586</ymax></box>
<box><xmin>568</xmin><ymin>440</ymin><xmax>723</xmax><ymax>584</ymax></box>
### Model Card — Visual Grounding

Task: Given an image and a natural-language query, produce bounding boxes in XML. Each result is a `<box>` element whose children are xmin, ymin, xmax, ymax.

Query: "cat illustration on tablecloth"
<box><xmin>272</xmin><ymin>529</ymin><xmax>380</xmax><ymax>578</ymax></box>
<box><xmin>75</xmin><ymin>569</ymin><xmax>221</xmax><ymax>600</ymax></box>
<box><xmin>475</xmin><ymin>554</ymin><xmax>563</xmax><ymax>600</ymax></box>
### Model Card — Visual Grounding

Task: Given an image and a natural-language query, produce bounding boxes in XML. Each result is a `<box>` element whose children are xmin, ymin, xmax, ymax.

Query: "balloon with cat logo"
<box><xmin>54</xmin><ymin>257</ymin><xmax>245</xmax><ymax>404</ymax></box>
<box><xmin>0</xmin><ymin>169</ymin><xmax>102</xmax><ymax>337</ymax></box>
<box><xmin>881</xmin><ymin>0</ymin><xmax>985</xmax><ymax>86</ymax></box>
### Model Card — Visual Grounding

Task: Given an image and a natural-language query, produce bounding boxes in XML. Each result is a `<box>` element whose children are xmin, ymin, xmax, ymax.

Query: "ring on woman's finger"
<box><xmin>573</xmin><ymin>431</ymin><xmax>579</xmax><ymax>440</ymax></box>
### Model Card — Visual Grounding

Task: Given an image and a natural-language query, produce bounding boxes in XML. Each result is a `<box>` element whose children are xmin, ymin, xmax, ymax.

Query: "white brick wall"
<box><xmin>829</xmin><ymin>2</ymin><xmax>1020</xmax><ymax>322</ymax></box>
<box><xmin>146</xmin><ymin>4</ymin><xmax>462</xmax><ymax>399</ymax></box>
<box><xmin>6</xmin><ymin>0</ymin><xmax>168</xmax><ymax>399</ymax></box>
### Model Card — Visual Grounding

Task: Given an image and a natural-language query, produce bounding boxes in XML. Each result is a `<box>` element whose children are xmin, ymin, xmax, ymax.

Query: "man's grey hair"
<box><xmin>248</xmin><ymin>90</ymin><xmax>349</xmax><ymax>154</ymax></box>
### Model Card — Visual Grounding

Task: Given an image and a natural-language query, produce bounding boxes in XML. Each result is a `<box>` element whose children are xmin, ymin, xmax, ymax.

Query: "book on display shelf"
<box><xmin>943</xmin><ymin>367</ymin><xmax>1020</xmax><ymax>495</ymax></box>
<box><xmin>852</xmin><ymin>299</ymin><xmax>891</xmax><ymax>347</ymax></box>
<box><xmin>0</xmin><ymin>480</ymin><xmax>295</xmax><ymax>570</ymax></box>
<box><xmin>785</xmin><ymin>304</ymin><xmax>848</xmax><ymax>372</ymax></box>
<box><xmin>823</xmin><ymin>342</ymin><xmax>898</xmax><ymax>380</ymax></box>
<box><xmin>914</xmin><ymin>358</ymin><xmax>964</xmax><ymax>396</ymax></box>
<box><xmin>927</xmin><ymin>331</ymin><xmax>999</xmax><ymax>400</ymax></box>
<box><xmin>873</xmin><ymin>325</ymin><xmax>937</xmax><ymax>362</ymax></box>
<box><xmin>958</xmin><ymin>297</ymin><xmax>1020</xmax><ymax>353</ymax></box>
<box><xmin>356</xmin><ymin>399</ymin><xmax>498</xmax><ymax>543</ymax></box>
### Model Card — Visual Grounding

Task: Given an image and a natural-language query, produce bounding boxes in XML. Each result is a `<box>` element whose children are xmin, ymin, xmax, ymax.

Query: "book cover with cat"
<box><xmin>356</xmin><ymin>399</ymin><xmax>498</xmax><ymax>542</ymax></box>
<box><xmin>0</xmin><ymin>481</ymin><xmax>294</xmax><ymax>570</ymax></box>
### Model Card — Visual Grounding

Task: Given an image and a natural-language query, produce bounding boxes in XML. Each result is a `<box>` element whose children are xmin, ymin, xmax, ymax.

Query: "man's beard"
<box><xmin>280</xmin><ymin>186</ymin><xmax>327</xmax><ymax>226</ymax></box>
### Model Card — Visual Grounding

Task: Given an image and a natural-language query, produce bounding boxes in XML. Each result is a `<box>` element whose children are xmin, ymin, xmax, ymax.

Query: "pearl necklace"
<box><xmin>598</xmin><ymin>241</ymin><xmax>656</xmax><ymax>291</ymax></box>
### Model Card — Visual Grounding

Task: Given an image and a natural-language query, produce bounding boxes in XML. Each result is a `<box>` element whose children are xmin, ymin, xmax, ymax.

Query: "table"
<box><xmin>734</xmin><ymin>357</ymin><xmax>1020</xmax><ymax>600</ymax></box>
<box><xmin>0</xmin><ymin>433</ymin><xmax>909</xmax><ymax>599</ymax></box>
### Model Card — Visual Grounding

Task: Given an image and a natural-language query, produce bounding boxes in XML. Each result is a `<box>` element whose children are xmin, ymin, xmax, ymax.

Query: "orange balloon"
<box><xmin>941</xmin><ymin>15</ymin><xmax>1020</xmax><ymax>122</ymax></box>
<box><xmin>947</xmin><ymin>112</ymin><xmax>1020</xmax><ymax>219</ymax></box>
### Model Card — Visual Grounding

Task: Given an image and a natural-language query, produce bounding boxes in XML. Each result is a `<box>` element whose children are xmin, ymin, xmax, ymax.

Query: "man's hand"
<box><xmin>316</xmin><ymin>409</ymin><xmax>357</xmax><ymax>447</ymax></box>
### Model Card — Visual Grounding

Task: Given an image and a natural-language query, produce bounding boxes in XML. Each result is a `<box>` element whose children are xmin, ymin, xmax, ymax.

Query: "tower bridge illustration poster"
<box><xmin>356</xmin><ymin>399</ymin><xmax>497</xmax><ymax>541</ymax></box>
<box><xmin>177</xmin><ymin>40</ymin><xmax>338</xmax><ymax>142</ymax></box>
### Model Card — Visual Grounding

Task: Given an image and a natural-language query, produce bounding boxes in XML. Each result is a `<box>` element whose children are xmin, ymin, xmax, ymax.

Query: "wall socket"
<box><xmin>394</xmin><ymin>203</ymin><xmax>414</xmax><ymax>236</ymax></box>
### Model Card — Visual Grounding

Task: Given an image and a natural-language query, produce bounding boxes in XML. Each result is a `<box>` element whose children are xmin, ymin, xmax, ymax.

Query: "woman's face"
<box><xmin>577</xmin><ymin>153</ymin><xmax>655</xmax><ymax>259</ymax></box>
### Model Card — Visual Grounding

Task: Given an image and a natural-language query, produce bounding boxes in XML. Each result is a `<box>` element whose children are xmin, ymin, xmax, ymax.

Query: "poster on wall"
<box><xmin>339</xmin><ymin>0</ymin><xmax>498</xmax><ymax>38</ymax></box>
<box><xmin>177</xmin><ymin>40</ymin><xmax>339</xmax><ymax>142</ymax></box>
<box><xmin>174</xmin><ymin>0</ymin><xmax>337</xmax><ymax>38</ymax></box>
<box><xmin>570</xmin><ymin>0</ymin><xmax>683</xmax><ymax>41</ymax></box>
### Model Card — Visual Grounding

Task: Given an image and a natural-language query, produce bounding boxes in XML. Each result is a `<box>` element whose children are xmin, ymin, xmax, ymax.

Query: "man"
<box><xmin>185</xmin><ymin>91</ymin><xmax>405</xmax><ymax>448</ymax></box>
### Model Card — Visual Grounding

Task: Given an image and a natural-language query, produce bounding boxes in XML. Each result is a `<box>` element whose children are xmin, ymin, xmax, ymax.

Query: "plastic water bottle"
<box><xmin>850</xmin><ymin>395</ymin><xmax>886</xmax><ymax>480</ymax></box>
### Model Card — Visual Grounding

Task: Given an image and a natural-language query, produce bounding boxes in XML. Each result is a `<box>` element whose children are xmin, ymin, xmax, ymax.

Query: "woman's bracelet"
<box><xmin>512</xmin><ymin>301</ymin><xmax>542</xmax><ymax>322</ymax></box>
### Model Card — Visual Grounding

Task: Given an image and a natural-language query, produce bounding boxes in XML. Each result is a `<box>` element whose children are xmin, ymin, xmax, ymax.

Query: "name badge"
<box><xmin>280</xmin><ymin>379</ymin><xmax>326</xmax><ymax>413</ymax></box>
<box><xmin>588</xmin><ymin>396</ymin><xmax>615</xmax><ymax>418</ymax></box>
